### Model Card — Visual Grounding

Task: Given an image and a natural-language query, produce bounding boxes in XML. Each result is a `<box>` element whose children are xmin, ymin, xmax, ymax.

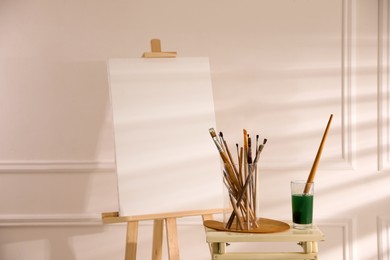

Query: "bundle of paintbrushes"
<box><xmin>209</xmin><ymin>128</ymin><xmax>267</xmax><ymax>231</ymax></box>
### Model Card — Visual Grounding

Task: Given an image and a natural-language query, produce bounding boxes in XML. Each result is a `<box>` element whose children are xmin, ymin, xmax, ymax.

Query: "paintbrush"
<box><xmin>209</xmin><ymin>128</ymin><xmax>241</xmax><ymax>191</ymax></box>
<box><xmin>254</xmin><ymin>138</ymin><xmax>267</xmax><ymax>164</ymax></box>
<box><xmin>242</xmin><ymin>129</ymin><xmax>251</xmax><ymax>229</ymax></box>
<box><xmin>304</xmin><ymin>114</ymin><xmax>333</xmax><ymax>194</ymax></box>
<box><xmin>220</xmin><ymin>132</ymin><xmax>240</xmax><ymax>181</ymax></box>
<box><xmin>226</xmin><ymin>164</ymin><xmax>258</xmax><ymax>228</ymax></box>
<box><xmin>228</xmin><ymin>194</ymin><xmax>244</xmax><ymax>230</ymax></box>
<box><xmin>248</xmin><ymin>135</ymin><xmax>253</xmax><ymax>164</ymax></box>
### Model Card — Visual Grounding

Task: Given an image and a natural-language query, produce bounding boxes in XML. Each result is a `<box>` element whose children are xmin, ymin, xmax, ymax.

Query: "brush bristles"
<box><xmin>209</xmin><ymin>128</ymin><xmax>217</xmax><ymax>138</ymax></box>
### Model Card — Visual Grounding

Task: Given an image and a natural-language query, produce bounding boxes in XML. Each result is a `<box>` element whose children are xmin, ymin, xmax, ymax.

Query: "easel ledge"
<box><xmin>101</xmin><ymin>208</ymin><xmax>224</xmax><ymax>223</ymax></box>
<box><xmin>101</xmin><ymin>208</ymin><xmax>224</xmax><ymax>260</ymax></box>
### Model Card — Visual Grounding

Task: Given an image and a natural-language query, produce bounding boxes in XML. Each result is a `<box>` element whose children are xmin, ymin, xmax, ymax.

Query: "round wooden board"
<box><xmin>204</xmin><ymin>218</ymin><xmax>290</xmax><ymax>233</ymax></box>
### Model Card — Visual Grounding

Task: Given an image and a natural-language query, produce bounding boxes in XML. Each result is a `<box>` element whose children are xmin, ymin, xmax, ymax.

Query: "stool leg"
<box><xmin>312</xmin><ymin>242</ymin><xmax>318</xmax><ymax>253</ymax></box>
<box><xmin>300</xmin><ymin>241</ymin><xmax>319</xmax><ymax>259</ymax></box>
<box><xmin>218</xmin><ymin>242</ymin><xmax>226</xmax><ymax>254</ymax></box>
<box><xmin>209</xmin><ymin>243</ymin><xmax>219</xmax><ymax>258</ymax></box>
<box><xmin>300</xmin><ymin>241</ymin><xmax>312</xmax><ymax>253</ymax></box>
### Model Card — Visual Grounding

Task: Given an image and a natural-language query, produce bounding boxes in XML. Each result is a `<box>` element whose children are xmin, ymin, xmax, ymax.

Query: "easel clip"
<box><xmin>142</xmin><ymin>39</ymin><xmax>177</xmax><ymax>58</ymax></box>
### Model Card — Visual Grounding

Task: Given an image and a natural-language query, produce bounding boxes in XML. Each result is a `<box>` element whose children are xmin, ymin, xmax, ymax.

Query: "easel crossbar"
<box><xmin>101</xmin><ymin>208</ymin><xmax>224</xmax><ymax>223</ymax></box>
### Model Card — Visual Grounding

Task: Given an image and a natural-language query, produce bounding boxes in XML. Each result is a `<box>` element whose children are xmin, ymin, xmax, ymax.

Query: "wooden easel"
<box><xmin>102</xmin><ymin>209</ymin><xmax>223</xmax><ymax>260</ymax></box>
<box><xmin>103</xmin><ymin>40</ymin><xmax>222</xmax><ymax>259</ymax></box>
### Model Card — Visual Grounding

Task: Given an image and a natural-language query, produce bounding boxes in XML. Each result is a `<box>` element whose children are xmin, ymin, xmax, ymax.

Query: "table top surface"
<box><xmin>206</xmin><ymin>223</ymin><xmax>325</xmax><ymax>243</ymax></box>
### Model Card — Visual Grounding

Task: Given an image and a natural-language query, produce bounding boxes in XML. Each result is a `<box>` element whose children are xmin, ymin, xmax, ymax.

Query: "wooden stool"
<box><xmin>205</xmin><ymin>223</ymin><xmax>325</xmax><ymax>259</ymax></box>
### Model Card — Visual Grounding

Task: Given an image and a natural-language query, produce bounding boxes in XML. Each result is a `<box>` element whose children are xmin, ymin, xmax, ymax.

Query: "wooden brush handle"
<box><xmin>304</xmin><ymin>114</ymin><xmax>333</xmax><ymax>193</ymax></box>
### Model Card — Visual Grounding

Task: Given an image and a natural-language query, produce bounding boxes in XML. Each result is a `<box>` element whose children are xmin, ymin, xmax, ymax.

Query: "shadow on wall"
<box><xmin>0</xmin><ymin>59</ymin><xmax>118</xmax><ymax>212</ymax></box>
<box><xmin>0</xmin><ymin>224</ymin><xmax>126</xmax><ymax>260</ymax></box>
<box><xmin>0</xmin><ymin>58</ymin><xmax>119</xmax><ymax>259</ymax></box>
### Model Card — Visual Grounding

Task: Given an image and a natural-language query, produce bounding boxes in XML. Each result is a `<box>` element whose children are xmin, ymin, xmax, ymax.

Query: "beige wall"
<box><xmin>0</xmin><ymin>0</ymin><xmax>385</xmax><ymax>259</ymax></box>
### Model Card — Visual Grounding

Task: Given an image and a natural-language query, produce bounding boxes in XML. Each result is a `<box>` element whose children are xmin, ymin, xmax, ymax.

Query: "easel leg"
<box><xmin>125</xmin><ymin>221</ymin><xmax>139</xmax><ymax>260</ymax></box>
<box><xmin>165</xmin><ymin>218</ymin><xmax>180</xmax><ymax>260</ymax></box>
<box><xmin>152</xmin><ymin>219</ymin><xmax>164</xmax><ymax>260</ymax></box>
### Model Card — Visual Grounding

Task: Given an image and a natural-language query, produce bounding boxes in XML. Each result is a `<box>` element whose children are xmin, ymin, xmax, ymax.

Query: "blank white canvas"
<box><xmin>107</xmin><ymin>57</ymin><xmax>223</xmax><ymax>216</ymax></box>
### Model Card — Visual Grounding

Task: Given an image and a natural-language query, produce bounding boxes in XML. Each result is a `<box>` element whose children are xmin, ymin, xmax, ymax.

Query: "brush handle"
<box><xmin>304</xmin><ymin>114</ymin><xmax>333</xmax><ymax>193</ymax></box>
<box><xmin>226</xmin><ymin>164</ymin><xmax>256</xmax><ymax>228</ymax></box>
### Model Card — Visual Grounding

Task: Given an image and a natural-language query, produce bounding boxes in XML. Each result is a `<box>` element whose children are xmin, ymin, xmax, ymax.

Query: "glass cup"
<box><xmin>291</xmin><ymin>180</ymin><xmax>314</xmax><ymax>230</ymax></box>
<box><xmin>222</xmin><ymin>162</ymin><xmax>259</xmax><ymax>231</ymax></box>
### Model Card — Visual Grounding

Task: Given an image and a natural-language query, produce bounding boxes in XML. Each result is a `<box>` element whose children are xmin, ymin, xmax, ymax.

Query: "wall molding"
<box><xmin>316</xmin><ymin>218</ymin><xmax>356</xmax><ymax>260</ymax></box>
<box><xmin>0</xmin><ymin>213</ymin><xmax>104</xmax><ymax>226</ymax></box>
<box><xmin>378</xmin><ymin>216</ymin><xmax>390</xmax><ymax>260</ymax></box>
<box><xmin>0</xmin><ymin>161</ymin><xmax>116</xmax><ymax>173</ymax></box>
<box><xmin>377</xmin><ymin>216</ymin><xmax>390</xmax><ymax>260</ymax></box>
<box><xmin>341</xmin><ymin>0</ymin><xmax>355</xmax><ymax>170</ymax></box>
<box><xmin>0</xmin><ymin>213</ymin><xmax>206</xmax><ymax>227</ymax></box>
<box><xmin>379</xmin><ymin>0</ymin><xmax>390</xmax><ymax>171</ymax></box>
